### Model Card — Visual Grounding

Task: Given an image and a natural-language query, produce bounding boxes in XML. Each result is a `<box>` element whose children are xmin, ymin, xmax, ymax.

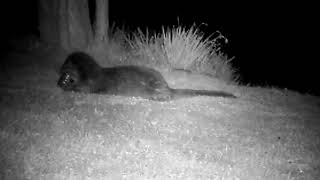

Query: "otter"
<box><xmin>57</xmin><ymin>52</ymin><xmax>236</xmax><ymax>101</ymax></box>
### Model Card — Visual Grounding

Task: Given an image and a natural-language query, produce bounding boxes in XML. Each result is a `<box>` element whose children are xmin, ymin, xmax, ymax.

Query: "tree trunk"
<box><xmin>66</xmin><ymin>0</ymin><xmax>93</xmax><ymax>50</ymax></box>
<box><xmin>38</xmin><ymin>1</ymin><xmax>60</xmax><ymax>45</ymax></box>
<box><xmin>94</xmin><ymin>0</ymin><xmax>109</xmax><ymax>42</ymax></box>
<box><xmin>38</xmin><ymin>0</ymin><xmax>93</xmax><ymax>51</ymax></box>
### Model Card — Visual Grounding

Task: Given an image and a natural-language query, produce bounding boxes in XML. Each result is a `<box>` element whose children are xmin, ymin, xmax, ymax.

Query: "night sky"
<box><xmin>1</xmin><ymin>1</ymin><xmax>318</xmax><ymax>96</ymax></box>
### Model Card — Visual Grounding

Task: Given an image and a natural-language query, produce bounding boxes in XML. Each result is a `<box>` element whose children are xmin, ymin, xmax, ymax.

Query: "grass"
<box><xmin>0</xmin><ymin>26</ymin><xmax>320</xmax><ymax>179</ymax></box>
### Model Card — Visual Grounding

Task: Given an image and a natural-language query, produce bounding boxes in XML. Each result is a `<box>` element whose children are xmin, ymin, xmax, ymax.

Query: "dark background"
<box><xmin>1</xmin><ymin>1</ymin><xmax>318</xmax><ymax>95</ymax></box>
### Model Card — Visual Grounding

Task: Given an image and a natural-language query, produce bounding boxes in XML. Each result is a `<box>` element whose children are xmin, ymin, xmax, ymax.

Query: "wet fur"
<box><xmin>57</xmin><ymin>52</ymin><xmax>236</xmax><ymax>101</ymax></box>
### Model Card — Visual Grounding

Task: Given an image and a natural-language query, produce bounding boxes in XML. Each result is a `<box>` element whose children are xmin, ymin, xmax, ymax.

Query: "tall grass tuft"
<box><xmin>162</xmin><ymin>25</ymin><xmax>238</xmax><ymax>83</ymax></box>
<box><xmin>124</xmin><ymin>28</ymin><xmax>169</xmax><ymax>69</ymax></box>
<box><xmin>126</xmin><ymin>25</ymin><xmax>238</xmax><ymax>83</ymax></box>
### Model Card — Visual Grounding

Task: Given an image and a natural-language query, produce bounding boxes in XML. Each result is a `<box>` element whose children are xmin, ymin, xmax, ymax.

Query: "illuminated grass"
<box><xmin>1</xmin><ymin>84</ymin><xmax>319</xmax><ymax>179</ymax></box>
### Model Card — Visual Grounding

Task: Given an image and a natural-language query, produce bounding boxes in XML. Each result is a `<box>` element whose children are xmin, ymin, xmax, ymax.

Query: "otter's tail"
<box><xmin>170</xmin><ymin>89</ymin><xmax>237</xmax><ymax>99</ymax></box>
